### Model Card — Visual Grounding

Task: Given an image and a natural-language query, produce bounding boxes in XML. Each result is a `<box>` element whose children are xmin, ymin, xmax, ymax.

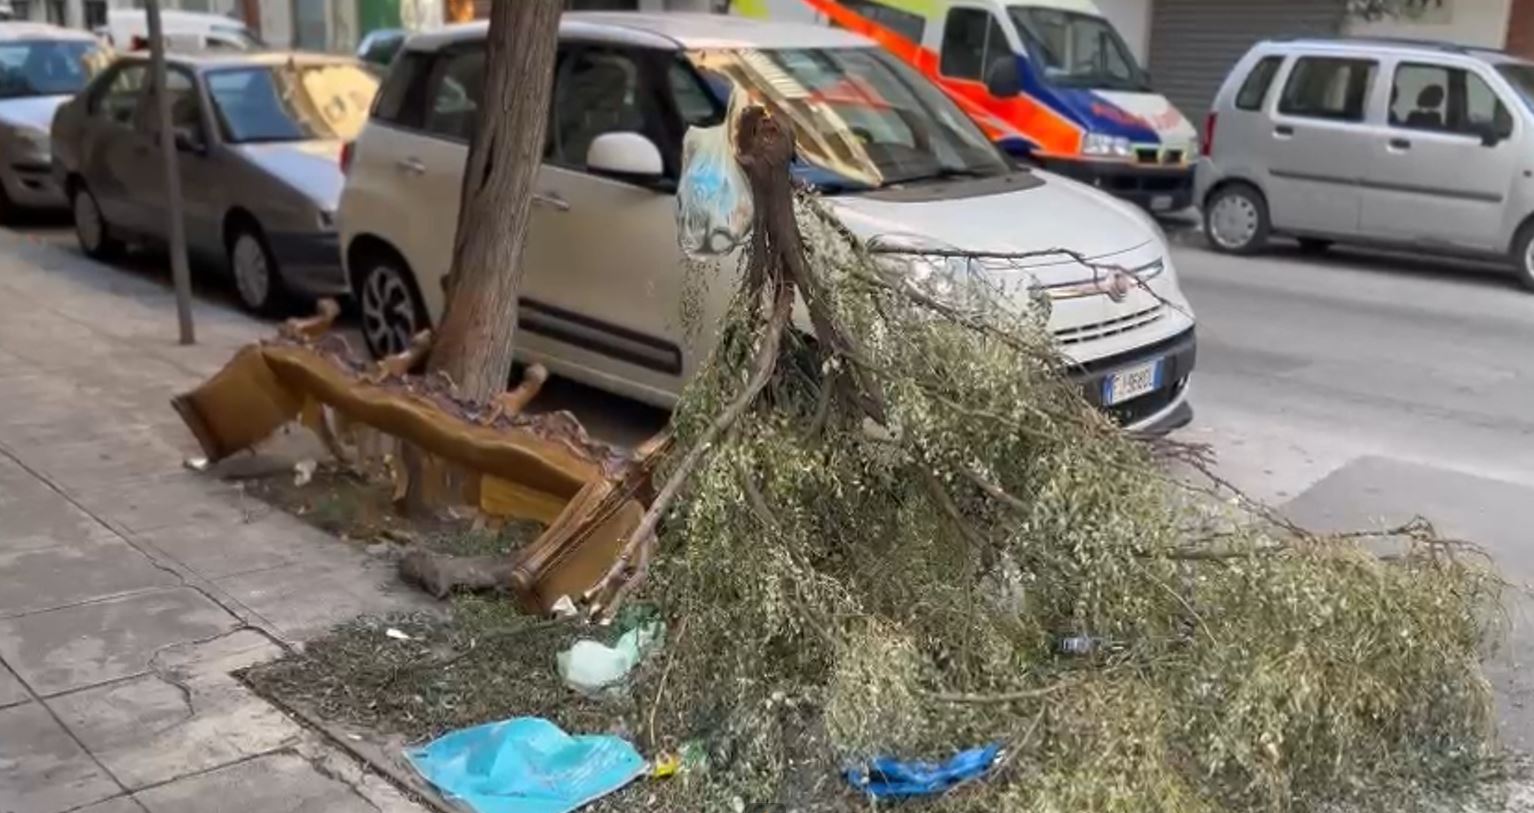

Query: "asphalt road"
<box><xmin>13</xmin><ymin>215</ymin><xmax>1534</xmax><ymax>746</ymax></box>
<box><xmin>1173</xmin><ymin>238</ymin><xmax>1534</xmax><ymax>749</ymax></box>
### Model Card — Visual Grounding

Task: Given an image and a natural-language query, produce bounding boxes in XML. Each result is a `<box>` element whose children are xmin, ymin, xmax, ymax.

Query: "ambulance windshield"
<box><xmin>1009</xmin><ymin>6</ymin><xmax>1150</xmax><ymax>92</ymax></box>
<box><xmin>682</xmin><ymin>46</ymin><xmax>1008</xmax><ymax>190</ymax></box>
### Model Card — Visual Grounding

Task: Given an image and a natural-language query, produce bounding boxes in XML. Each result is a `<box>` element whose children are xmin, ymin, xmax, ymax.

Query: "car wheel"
<box><xmin>357</xmin><ymin>255</ymin><xmax>427</xmax><ymax>359</ymax></box>
<box><xmin>1297</xmin><ymin>237</ymin><xmax>1332</xmax><ymax>254</ymax></box>
<box><xmin>1512</xmin><ymin>223</ymin><xmax>1534</xmax><ymax>292</ymax></box>
<box><xmin>1204</xmin><ymin>184</ymin><xmax>1269</xmax><ymax>255</ymax></box>
<box><xmin>228</xmin><ymin>224</ymin><xmax>287</xmax><ymax>315</ymax></box>
<box><xmin>72</xmin><ymin>183</ymin><xmax>120</xmax><ymax>259</ymax></box>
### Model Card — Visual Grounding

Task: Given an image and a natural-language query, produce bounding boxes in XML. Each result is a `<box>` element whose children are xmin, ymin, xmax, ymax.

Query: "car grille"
<box><xmin>1053</xmin><ymin>304</ymin><xmax>1165</xmax><ymax>346</ymax></box>
<box><xmin>1134</xmin><ymin>147</ymin><xmax>1186</xmax><ymax>165</ymax></box>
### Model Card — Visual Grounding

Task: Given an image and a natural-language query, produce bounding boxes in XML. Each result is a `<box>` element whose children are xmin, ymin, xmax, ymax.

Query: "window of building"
<box><xmin>1277</xmin><ymin>56</ymin><xmax>1376</xmax><ymax>121</ymax></box>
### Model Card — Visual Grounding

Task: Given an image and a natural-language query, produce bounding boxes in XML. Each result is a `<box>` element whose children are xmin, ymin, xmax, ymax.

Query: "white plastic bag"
<box><xmin>677</xmin><ymin>91</ymin><xmax>752</xmax><ymax>258</ymax></box>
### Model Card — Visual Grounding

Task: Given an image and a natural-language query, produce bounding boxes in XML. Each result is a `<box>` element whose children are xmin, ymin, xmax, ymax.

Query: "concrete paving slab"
<box><xmin>1284</xmin><ymin>455</ymin><xmax>1534</xmax><ymax>750</ymax></box>
<box><xmin>0</xmin><ymin>660</ymin><xmax>29</xmax><ymax>708</ymax></box>
<box><xmin>50</xmin><ymin>670</ymin><xmax>302</xmax><ymax>790</ymax></box>
<box><xmin>0</xmin><ymin>536</ymin><xmax>176</xmax><ymax>617</ymax></box>
<box><xmin>216</xmin><ymin>559</ymin><xmax>434</xmax><ymax>640</ymax></box>
<box><xmin>0</xmin><ymin>702</ymin><xmax>120</xmax><ymax>813</ymax></box>
<box><xmin>68</xmin><ymin>472</ymin><xmax>251</xmax><ymax>535</ymax></box>
<box><xmin>73</xmin><ymin>797</ymin><xmax>148</xmax><ymax>813</ymax></box>
<box><xmin>133</xmin><ymin>752</ymin><xmax>382</xmax><ymax>813</ymax></box>
<box><xmin>131</xmin><ymin>514</ymin><xmax>359</xmax><ymax>582</ymax></box>
<box><xmin>0</xmin><ymin>588</ymin><xmax>235</xmax><ymax>696</ymax></box>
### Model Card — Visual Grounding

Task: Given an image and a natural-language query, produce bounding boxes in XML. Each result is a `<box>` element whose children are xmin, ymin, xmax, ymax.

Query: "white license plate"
<box><xmin>1150</xmin><ymin>194</ymin><xmax>1174</xmax><ymax>212</ymax></box>
<box><xmin>1103</xmin><ymin>360</ymin><xmax>1163</xmax><ymax>405</ymax></box>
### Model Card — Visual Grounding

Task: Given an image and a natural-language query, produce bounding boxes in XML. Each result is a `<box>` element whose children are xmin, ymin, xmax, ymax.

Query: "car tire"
<box><xmin>1296</xmin><ymin>237</ymin><xmax>1332</xmax><ymax>254</ymax></box>
<box><xmin>1203</xmin><ymin>183</ymin><xmax>1270</xmax><ymax>255</ymax></box>
<box><xmin>71</xmin><ymin>183</ymin><xmax>121</xmax><ymax>260</ymax></box>
<box><xmin>356</xmin><ymin>252</ymin><xmax>428</xmax><ymax>360</ymax></box>
<box><xmin>227</xmin><ymin>222</ymin><xmax>288</xmax><ymax>315</ymax></box>
<box><xmin>1512</xmin><ymin>222</ymin><xmax>1534</xmax><ymax>292</ymax></box>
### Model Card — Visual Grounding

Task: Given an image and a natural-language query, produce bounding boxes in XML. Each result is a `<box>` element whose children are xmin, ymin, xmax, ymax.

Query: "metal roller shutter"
<box><xmin>1149</xmin><ymin>0</ymin><xmax>1346</xmax><ymax>121</ymax></box>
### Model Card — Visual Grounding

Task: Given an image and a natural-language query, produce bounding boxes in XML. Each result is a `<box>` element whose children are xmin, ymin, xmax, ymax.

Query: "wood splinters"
<box><xmin>279</xmin><ymin>298</ymin><xmax>341</xmax><ymax>342</ymax></box>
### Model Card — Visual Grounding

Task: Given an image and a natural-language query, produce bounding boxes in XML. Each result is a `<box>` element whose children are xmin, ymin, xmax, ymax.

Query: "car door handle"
<box><xmin>1274</xmin><ymin>124</ymin><xmax>1295</xmax><ymax>137</ymax></box>
<box><xmin>532</xmin><ymin>191</ymin><xmax>569</xmax><ymax>212</ymax></box>
<box><xmin>1388</xmin><ymin>137</ymin><xmax>1412</xmax><ymax>151</ymax></box>
<box><xmin>395</xmin><ymin>157</ymin><xmax>426</xmax><ymax>175</ymax></box>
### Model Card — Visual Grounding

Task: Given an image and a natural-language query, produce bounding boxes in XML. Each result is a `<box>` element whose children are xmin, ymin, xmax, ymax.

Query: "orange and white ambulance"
<box><xmin>732</xmin><ymin>0</ymin><xmax>1198</xmax><ymax>212</ymax></box>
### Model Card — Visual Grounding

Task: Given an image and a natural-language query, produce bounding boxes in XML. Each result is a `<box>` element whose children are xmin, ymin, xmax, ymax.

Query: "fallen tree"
<box><xmin>589</xmin><ymin>107</ymin><xmax>1503</xmax><ymax>810</ymax></box>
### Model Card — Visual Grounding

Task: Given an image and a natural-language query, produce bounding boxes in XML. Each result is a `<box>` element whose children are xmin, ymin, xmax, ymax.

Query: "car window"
<box><xmin>1277</xmin><ymin>56</ymin><xmax>1376</xmax><ymax>122</ymax></box>
<box><xmin>208</xmin><ymin>63</ymin><xmax>378</xmax><ymax>143</ymax></box>
<box><xmin>668</xmin><ymin>59</ymin><xmax>720</xmax><ymax>129</ymax></box>
<box><xmin>840</xmin><ymin>0</ymin><xmax>925</xmax><ymax>42</ymax></box>
<box><xmin>549</xmin><ymin>48</ymin><xmax>648</xmax><ymax>171</ymax></box>
<box><xmin>91</xmin><ymin>63</ymin><xmax>147</xmax><ymax>126</ymax></box>
<box><xmin>1390</xmin><ymin>62</ymin><xmax>1512</xmax><ymax>138</ymax></box>
<box><xmin>424</xmin><ymin>46</ymin><xmax>484</xmax><ymax>141</ymax></box>
<box><xmin>940</xmin><ymin>7</ymin><xmax>1010</xmax><ymax>81</ymax></box>
<box><xmin>144</xmin><ymin>68</ymin><xmax>205</xmax><ymax>144</ymax></box>
<box><xmin>1236</xmin><ymin>55</ymin><xmax>1283</xmax><ymax>111</ymax></box>
<box><xmin>373</xmin><ymin>50</ymin><xmax>430</xmax><ymax>128</ymax></box>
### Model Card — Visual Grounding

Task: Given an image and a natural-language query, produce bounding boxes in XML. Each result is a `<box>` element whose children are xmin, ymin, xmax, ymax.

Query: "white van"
<box><xmin>733</xmin><ymin>0</ymin><xmax>1199</xmax><ymax>213</ymax></box>
<box><xmin>99</xmin><ymin>9</ymin><xmax>262</xmax><ymax>53</ymax></box>
<box><xmin>338</xmin><ymin>13</ymin><xmax>1197</xmax><ymax>432</ymax></box>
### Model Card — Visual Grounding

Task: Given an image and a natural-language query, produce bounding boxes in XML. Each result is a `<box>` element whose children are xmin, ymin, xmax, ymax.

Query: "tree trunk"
<box><xmin>427</xmin><ymin>0</ymin><xmax>561</xmax><ymax>401</ymax></box>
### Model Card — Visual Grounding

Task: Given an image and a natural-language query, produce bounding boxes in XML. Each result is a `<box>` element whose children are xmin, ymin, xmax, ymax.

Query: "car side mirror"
<box><xmin>984</xmin><ymin>57</ymin><xmax>1020</xmax><ymax>98</ymax></box>
<box><xmin>586</xmin><ymin>132</ymin><xmax>664</xmax><ymax>183</ymax></box>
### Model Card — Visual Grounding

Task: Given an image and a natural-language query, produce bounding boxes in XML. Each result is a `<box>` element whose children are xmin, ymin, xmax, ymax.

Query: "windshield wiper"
<box><xmin>892</xmin><ymin>165</ymin><xmax>997</xmax><ymax>185</ymax></box>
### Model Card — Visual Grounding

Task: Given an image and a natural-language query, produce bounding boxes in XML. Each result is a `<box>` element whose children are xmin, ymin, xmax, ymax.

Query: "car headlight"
<box><xmin>1082</xmin><ymin>132</ymin><xmax>1132</xmax><ymax>159</ymax></box>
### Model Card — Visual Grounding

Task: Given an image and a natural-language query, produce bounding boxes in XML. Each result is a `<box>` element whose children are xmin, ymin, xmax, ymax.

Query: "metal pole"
<box><xmin>145</xmin><ymin>0</ymin><xmax>195</xmax><ymax>345</ymax></box>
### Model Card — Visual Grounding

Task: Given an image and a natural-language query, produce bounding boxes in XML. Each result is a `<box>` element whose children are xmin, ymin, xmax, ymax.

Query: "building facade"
<box><xmin>1098</xmin><ymin>0</ymin><xmax>1534</xmax><ymax>119</ymax></box>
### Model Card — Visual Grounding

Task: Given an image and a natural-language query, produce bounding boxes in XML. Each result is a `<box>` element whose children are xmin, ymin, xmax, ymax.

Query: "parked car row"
<box><xmin>2</xmin><ymin>15</ymin><xmax>1197</xmax><ymax>434</ymax></box>
<box><xmin>1198</xmin><ymin>37</ymin><xmax>1534</xmax><ymax>287</ymax></box>
<box><xmin>338</xmin><ymin>13</ymin><xmax>1196</xmax><ymax>431</ymax></box>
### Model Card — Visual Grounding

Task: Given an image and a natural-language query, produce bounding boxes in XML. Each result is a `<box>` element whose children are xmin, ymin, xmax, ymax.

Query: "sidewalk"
<box><xmin>0</xmin><ymin>232</ymin><xmax>434</xmax><ymax>813</ymax></box>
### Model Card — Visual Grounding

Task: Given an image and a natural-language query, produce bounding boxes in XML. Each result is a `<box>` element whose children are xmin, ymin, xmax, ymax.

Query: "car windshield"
<box><xmin>682</xmin><ymin>47</ymin><xmax>1008</xmax><ymax>190</ymax></box>
<box><xmin>0</xmin><ymin>40</ymin><xmax>109</xmax><ymax>99</ymax></box>
<box><xmin>1008</xmin><ymin>6</ymin><xmax>1149</xmax><ymax>91</ymax></box>
<box><xmin>1498</xmin><ymin>62</ymin><xmax>1534</xmax><ymax>109</ymax></box>
<box><xmin>207</xmin><ymin>62</ymin><xmax>378</xmax><ymax>143</ymax></box>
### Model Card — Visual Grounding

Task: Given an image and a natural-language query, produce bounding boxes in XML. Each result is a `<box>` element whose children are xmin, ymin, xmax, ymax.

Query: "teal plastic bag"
<box><xmin>405</xmin><ymin>717</ymin><xmax>646</xmax><ymax>813</ymax></box>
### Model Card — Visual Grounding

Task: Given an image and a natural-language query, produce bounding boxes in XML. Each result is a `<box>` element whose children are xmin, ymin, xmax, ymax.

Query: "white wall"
<box><xmin>1345</xmin><ymin>0</ymin><xmax>1512</xmax><ymax>48</ymax></box>
<box><xmin>1094</xmin><ymin>0</ymin><xmax>1152</xmax><ymax>64</ymax></box>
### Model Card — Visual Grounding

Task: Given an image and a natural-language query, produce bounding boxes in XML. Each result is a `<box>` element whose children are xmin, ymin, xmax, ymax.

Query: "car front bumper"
<box><xmin>267</xmin><ymin>230</ymin><xmax>349</xmax><ymax>298</ymax></box>
<box><xmin>2</xmin><ymin>160</ymin><xmax>66</xmax><ymax>209</ymax></box>
<box><xmin>1071</xmin><ymin>327</ymin><xmax>1196</xmax><ymax>435</ymax></box>
<box><xmin>1042</xmin><ymin>158</ymin><xmax>1195</xmax><ymax>214</ymax></box>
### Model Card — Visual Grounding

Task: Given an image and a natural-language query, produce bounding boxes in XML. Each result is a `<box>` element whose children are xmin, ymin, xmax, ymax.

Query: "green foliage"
<box><xmin>633</xmin><ymin>196</ymin><xmax>1502</xmax><ymax>810</ymax></box>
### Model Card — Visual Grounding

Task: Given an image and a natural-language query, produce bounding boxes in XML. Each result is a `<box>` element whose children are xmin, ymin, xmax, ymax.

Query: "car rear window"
<box><xmin>1235</xmin><ymin>55</ymin><xmax>1283</xmax><ymax>111</ymax></box>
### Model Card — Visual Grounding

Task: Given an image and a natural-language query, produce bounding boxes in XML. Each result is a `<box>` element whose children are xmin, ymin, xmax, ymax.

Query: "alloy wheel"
<box><xmin>361</xmin><ymin>263</ymin><xmax>420</xmax><ymax>358</ymax></box>
<box><xmin>232</xmin><ymin>233</ymin><xmax>272</xmax><ymax>312</ymax></box>
<box><xmin>1208</xmin><ymin>192</ymin><xmax>1259</xmax><ymax>251</ymax></box>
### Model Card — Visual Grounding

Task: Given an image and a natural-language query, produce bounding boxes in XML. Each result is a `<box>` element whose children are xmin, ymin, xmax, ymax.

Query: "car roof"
<box><xmin>114</xmin><ymin>50</ymin><xmax>361</xmax><ymax>71</ymax></box>
<box><xmin>405</xmin><ymin>11</ymin><xmax>872</xmax><ymax>53</ymax></box>
<box><xmin>0</xmin><ymin>22</ymin><xmax>98</xmax><ymax>42</ymax></box>
<box><xmin>1260</xmin><ymin>36</ymin><xmax>1513</xmax><ymax>62</ymax></box>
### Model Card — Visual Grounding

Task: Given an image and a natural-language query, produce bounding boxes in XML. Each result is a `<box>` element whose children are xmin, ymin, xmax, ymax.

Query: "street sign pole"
<box><xmin>145</xmin><ymin>0</ymin><xmax>195</xmax><ymax>345</ymax></box>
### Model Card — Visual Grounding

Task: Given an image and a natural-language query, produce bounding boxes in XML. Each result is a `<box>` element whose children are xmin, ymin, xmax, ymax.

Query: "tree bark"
<box><xmin>427</xmin><ymin>0</ymin><xmax>562</xmax><ymax>402</ymax></box>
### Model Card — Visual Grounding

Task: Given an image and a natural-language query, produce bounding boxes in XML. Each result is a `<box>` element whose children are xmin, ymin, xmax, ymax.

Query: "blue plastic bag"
<box><xmin>843</xmin><ymin>743</ymin><xmax>1004</xmax><ymax>800</ymax></box>
<box><xmin>677</xmin><ymin>89</ymin><xmax>752</xmax><ymax>258</ymax></box>
<box><xmin>405</xmin><ymin>717</ymin><xmax>646</xmax><ymax>813</ymax></box>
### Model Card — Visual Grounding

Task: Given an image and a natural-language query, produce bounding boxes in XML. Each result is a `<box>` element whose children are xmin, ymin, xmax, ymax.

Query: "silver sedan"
<box><xmin>51</xmin><ymin>51</ymin><xmax>378</xmax><ymax>314</ymax></box>
<box><xmin>0</xmin><ymin>23</ymin><xmax>109</xmax><ymax>218</ymax></box>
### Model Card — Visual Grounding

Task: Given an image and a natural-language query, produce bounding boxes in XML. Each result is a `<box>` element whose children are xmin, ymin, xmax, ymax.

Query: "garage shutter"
<box><xmin>1149</xmin><ymin>0</ymin><xmax>1346</xmax><ymax>122</ymax></box>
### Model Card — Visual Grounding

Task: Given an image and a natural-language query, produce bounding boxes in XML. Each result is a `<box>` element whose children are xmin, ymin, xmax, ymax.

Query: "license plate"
<box><xmin>1150</xmin><ymin>194</ymin><xmax>1173</xmax><ymax>212</ymax></box>
<box><xmin>1103</xmin><ymin>360</ymin><xmax>1163</xmax><ymax>405</ymax></box>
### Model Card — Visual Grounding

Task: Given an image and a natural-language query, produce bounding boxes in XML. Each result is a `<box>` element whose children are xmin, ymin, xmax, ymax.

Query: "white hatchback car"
<box><xmin>338</xmin><ymin>13</ymin><xmax>1197</xmax><ymax>432</ymax></box>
